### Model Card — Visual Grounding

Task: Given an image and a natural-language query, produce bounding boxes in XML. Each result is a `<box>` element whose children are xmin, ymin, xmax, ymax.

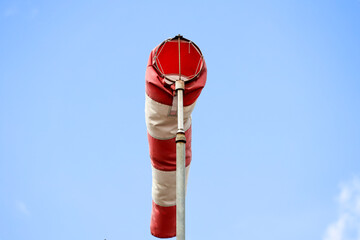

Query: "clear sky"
<box><xmin>1</xmin><ymin>1</ymin><xmax>360</xmax><ymax>239</ymax></box>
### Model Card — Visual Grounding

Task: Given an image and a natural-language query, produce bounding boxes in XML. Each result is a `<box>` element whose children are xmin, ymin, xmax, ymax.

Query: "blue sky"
<box><xmin>1</xmin><ymin>0</ymin><xmax>360</xmax><ymax>239</ymax></box>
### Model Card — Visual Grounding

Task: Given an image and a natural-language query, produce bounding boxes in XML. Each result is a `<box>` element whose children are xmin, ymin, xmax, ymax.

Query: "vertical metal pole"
<box><xmin>176</xmin><ymin>35</ymin><xmax>186</xmax><ymax>240</ymax></box>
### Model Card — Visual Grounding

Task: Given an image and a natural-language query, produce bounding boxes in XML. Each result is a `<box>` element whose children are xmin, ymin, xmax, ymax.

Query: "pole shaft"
<box><xmin>176</xmin><ymin>134</ymin><xmax>186</xmax><ymax>240</ymax></box>
<box><xmin>176</xmin><ymin>35</ymin><xmax>186</xmax><ymax>240</ymax></box>
<box><xmin>177</xmin><ymin>88</ymin><xmax>184</xmax><ymax>131</ymax></box>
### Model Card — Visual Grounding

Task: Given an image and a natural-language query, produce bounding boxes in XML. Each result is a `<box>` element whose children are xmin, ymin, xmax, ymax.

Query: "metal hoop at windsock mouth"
<box><xmin>152</xmin><ymin>35</ymin><xmax>204</xmax><ymax>84</ymax></box>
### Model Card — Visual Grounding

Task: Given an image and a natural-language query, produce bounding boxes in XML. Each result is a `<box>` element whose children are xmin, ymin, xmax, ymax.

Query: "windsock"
<box><xmin>145</xmin><ymin>36</ymin><xmax>207</xmax><ymax>238</ymax></box>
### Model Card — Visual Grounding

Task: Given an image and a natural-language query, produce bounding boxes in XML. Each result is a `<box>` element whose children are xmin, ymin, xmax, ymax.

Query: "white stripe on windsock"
<box><xmin>151</xmin><ymin>166</ymin><xmax>190</xmax><ymax>207</ymax></box>
<box><xmin>145</xmin><ymin>94</ymin><xmax>195</xmax><ymax>140</ymax></box>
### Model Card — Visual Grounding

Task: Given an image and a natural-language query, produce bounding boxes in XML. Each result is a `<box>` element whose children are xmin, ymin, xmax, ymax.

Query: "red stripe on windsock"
<box><xmin>148</xmin><ymin>127</ymin><xmax>192</xmax><ymax>172</ymax></box>
<box><xmin>150</xmin><ymin>201</ymin><xmax>176</xmax><ymax>238</ymax></box>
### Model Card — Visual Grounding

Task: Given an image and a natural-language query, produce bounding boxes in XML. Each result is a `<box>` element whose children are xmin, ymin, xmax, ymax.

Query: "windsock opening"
<box><xmin>153</xmin><ymin>36</ymin><xmax>204</xmax><ymax>83</ymax></box>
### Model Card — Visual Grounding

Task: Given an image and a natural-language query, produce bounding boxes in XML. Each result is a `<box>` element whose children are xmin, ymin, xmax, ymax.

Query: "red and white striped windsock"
<box><xmin>145</xmin><ymin>36</ymin><xmax>207</xmax><ymax>238</ymax></box>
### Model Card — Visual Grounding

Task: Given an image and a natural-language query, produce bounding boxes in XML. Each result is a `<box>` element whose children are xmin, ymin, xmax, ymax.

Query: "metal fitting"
<box><xmin>176</xmin><ymin>131</ymin><xmax>186</xmax><ymax>143</ymax></box>
<box><xmin>175</xmin><ymin>80</ymin><xmax>185</xmax><ymax>91</ymax></box>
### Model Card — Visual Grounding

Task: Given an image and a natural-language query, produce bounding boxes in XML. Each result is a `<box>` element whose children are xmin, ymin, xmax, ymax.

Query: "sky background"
<box><xmin>1</xmin><ymin>0</ymin><xmax>360</xmax><ymax>239</ymax></box>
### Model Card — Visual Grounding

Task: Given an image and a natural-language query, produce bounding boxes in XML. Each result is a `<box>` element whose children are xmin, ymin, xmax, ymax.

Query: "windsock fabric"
<box><xmin>145</xmin><ymin>47</ymin><xmax>207</xmax><ymax>238</ymax></box>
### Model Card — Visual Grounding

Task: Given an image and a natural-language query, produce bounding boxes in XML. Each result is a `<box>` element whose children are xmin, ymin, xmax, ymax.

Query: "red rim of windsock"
<box><xmin>145</xmin><ymin>35</ymin><xmax>207</xmax><ymax>238</ymax></box>
<box><xmin>153</xmin><ymin>35</ymin><xmax>204</xmax><ymax>84</ymax></box>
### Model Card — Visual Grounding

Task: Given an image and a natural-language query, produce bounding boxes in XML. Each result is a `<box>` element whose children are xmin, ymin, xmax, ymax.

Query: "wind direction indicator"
<box><xmin>145</xmin><ymin>35</ymin><xmax>207</xmax><ymax>239</ymax></box>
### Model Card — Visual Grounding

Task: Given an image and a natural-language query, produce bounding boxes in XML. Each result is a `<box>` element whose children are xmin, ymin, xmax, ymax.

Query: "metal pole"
<box><xmin>176</xmin><ymin>35</ymin><xmax>186</xmax><ymax>240</ymax></box>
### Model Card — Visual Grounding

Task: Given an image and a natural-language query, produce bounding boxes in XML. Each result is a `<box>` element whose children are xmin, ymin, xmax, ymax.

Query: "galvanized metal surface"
<box><xmin>176</xmin><ymin>85</ymin><xmax>186</xmax><ymax>240</ymax></box>
<box><xmin>176</xmin><ymin>35</ymin><xmax>186</xmax><ymax>240</ymax></box>
<box><xmin>176</xmin><ymin>138</ymin><xmax>186</xmax><ymax>240</ymax></box>
<box><xmin>176</xmin><ymin>87</ymin><xmax>184</xmax><ymax>132</ymax></box>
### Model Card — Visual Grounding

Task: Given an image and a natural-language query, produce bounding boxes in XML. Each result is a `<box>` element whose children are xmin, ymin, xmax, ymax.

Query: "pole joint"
<box><xmin>175</xmin><ymin>80</ymin><xmax>185</xmax><ymax>91</ymax></box>
<box><xmin>176</xmin><ymin>131</ymin><xmax>186</xmax><ymax>143</ymax></box>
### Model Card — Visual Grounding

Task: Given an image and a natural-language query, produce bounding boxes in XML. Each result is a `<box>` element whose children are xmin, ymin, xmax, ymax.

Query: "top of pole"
<box><xmin>171</xmin><ymin>34</ymin><xmax>185</xmax><ymax>41</ymax></box>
